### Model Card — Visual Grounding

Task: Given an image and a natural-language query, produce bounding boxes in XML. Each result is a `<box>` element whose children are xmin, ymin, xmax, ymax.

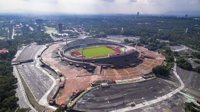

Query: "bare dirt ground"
<box><xmin>41</xmin><ymin>43</ymin><xmax>165</xmax><ymax>106</ymax></box>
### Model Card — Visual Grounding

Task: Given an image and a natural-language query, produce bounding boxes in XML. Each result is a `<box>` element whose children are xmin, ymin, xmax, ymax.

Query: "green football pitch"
<box><xmin>78</xmin><ymin>46</ymin><xmax>115</xmax><ymax>58</ymax></box>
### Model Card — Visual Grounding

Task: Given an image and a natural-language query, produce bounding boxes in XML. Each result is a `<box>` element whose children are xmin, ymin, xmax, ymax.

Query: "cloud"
<box><xmin>0</xmin><ymin>0</ymin><xmax>199</xmax><ymax>15</ymax></box>
<box><xmin>129</xmin><ymin>0</ymin><xmax>138</xmax><ymax>3</ymax></box>
<box><xmin>101</xmin><ymin>0</ymin><xmax>115</xmax><ymax>2</ymax></box>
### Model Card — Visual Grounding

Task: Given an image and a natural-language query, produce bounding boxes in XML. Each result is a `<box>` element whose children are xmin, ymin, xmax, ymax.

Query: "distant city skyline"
<box><xmin>0</xmin><ymin>0</ymin><xmax>200</xmax><ymax>16</ymax></box>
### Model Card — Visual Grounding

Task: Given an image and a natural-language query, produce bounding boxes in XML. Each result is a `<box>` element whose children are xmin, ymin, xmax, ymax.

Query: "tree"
<box><xmin>55</xmin><ymin>106</ymin><xmax>65</xmax><ymax>112</ymax></box>
<box><xmin>177</xmin><ymin>58</ymin><xmax>193</xmax><ymax>70</ymax></box>
<box><xmin>152</xmin><ymin>65</ymin><xmax>169</xmax><ymax>77</ymax></box>
<box><xmin>192</xmin><ymin>52</ymin><xmax>200</xmax><ymax>59</ymax></box>
<box><xmin>185</xmin><ymin>102</ymin><xmax>200</xmax><ymax>112</ymax></box>
<box><xmin>0</xmin><ymin>40</ymin><xmax>19</xmax><ymax>112</ymax></box>
<box><xmin>194</xmin><ymin>66</ymin><xmax>200</xmax><ymax>73</ymax></box>
<box><xmin>16</xmin><ymin>108</ymin><xmax>31</xmax><ymax>112</ymax></box>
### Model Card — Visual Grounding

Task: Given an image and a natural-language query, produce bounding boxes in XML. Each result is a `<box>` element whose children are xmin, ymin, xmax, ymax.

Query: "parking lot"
<box><xmin>16</xmin><ymin>63</ymin><xmax>53</xmax><ymax>101</ymax></box>
<box><xmin>74</xmin><ymin>79</ymin><xmax>175</xmax><ymax>112</ymax></box>
<box><xmin>133</xmin><ymin>93</ymin><xmax>186</xmax><ymax>112</ymax></box>
<box><xmin>177</xmin><ymin>67</ymin><xmax>200</xmax><ymax>93</ymax></box>
<box><xmin>15</xmin><ymin>44</ymin><xmax>44</xmax><ymax>62</ymax></box>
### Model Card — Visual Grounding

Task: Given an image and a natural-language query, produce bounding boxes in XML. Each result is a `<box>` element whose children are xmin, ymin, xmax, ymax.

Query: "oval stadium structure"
<box><xmin>60</xmin><ymin>38</ymin><xmax>142</xmax><ymax>71</ymax></box>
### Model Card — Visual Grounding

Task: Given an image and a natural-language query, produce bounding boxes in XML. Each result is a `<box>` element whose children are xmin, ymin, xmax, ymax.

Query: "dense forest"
<box><xmin>0</xmin><ymin>16</ymin><xmax>53</xmax><ymax>111</ymax></box>
<box><xmin>53</xmin><ymin>15</ymin><xmax>200</xmax><ymax>50</ymax></box>
<box><xmin>0</xmin><ymin>40</ymin><xmax>18</xmax><ymax>112</ymax></box>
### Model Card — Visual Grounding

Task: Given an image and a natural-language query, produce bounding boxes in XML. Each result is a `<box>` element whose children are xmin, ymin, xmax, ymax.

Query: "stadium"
<box><xmin>60</xmin><ymin>38</ymin><xmax>142</xmax><ymax>71</ymax></box>
<box><xmin>40</xmin><ymin>37</ymin><xmax>165</xmax><ymax>108</ymax></box>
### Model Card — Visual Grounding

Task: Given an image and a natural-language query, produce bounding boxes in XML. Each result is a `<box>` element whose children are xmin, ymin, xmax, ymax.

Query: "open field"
<box><xmin>77</xmin><ymin>46</ymin><xmax>115</xmax><ymax>58</ymax></box>
<box><xmin>0</xmin><ymin>36</ymin><xmax>6</xmax><ymax>40</ymax></box>
<box><xmin>45</xmin><ymin>26</ymin><xmax>58</xmax><ymax>34</ymax></box>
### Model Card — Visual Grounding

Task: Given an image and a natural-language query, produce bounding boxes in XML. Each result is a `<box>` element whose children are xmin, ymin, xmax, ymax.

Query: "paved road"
<box><xmin>11</xmin><ymin>26</ymin><xmax>15</xmax><ymax>39</ymax></box>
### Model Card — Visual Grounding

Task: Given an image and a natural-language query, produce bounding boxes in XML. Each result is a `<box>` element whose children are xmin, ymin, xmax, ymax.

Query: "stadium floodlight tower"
<box><xmin>135</xmin><ymin>40</ymin><xmax>139</xmax><ymax>50</ymax></box>
<box><xmin>80</xmin><ymin>44</ymin><xmax>87</xmax><ymax>62</ymax></box>
<box><xmin>123</xmin><ymin>47</ymin><xmax>127</xmax><ymax>55</ymax></box>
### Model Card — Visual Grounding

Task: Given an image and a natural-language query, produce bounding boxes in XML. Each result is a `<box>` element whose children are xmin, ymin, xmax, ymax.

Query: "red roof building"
<box><xmin>0</xmin><ymin>48</ymin><xmax>9</xmax><ymax>54</ymax></box>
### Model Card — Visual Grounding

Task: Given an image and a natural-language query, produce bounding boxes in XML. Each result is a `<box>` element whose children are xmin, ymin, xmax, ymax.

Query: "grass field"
<box><xmin>44</xmin><ymin>26</ymin><xmax>58</xmax><ymax>34</ymax></box>
<box><xmin>0</xmin><ymin>36</ymin><xmax>6</xmax><ymax>40</ymax></box>
<box><xmin>78</xmin><ymin>46</ymin><xmax>115</xmax><ymax>58</ymax></box>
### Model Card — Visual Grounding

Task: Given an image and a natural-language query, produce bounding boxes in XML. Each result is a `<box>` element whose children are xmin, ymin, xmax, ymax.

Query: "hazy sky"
<box><xmin>0</xmin><ymin>0</ymin><xmax>200</xmax><ymax>15</ymax></box>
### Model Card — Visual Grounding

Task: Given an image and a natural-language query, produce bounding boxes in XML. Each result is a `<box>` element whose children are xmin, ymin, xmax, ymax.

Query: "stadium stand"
<box><xmin>61</xmin><ymin>38</ymin><xmax>142</xmax><ymax>69</ymax></box>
